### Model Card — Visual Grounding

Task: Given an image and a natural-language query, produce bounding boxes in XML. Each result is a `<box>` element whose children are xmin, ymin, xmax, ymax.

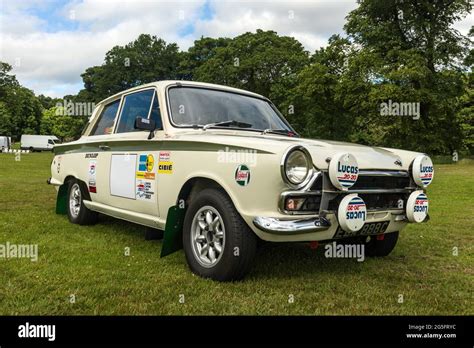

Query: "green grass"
<box><xmin>0</xmin><ymin>152</ymin><xmax>472</xmax><ymax>315</ymax></box>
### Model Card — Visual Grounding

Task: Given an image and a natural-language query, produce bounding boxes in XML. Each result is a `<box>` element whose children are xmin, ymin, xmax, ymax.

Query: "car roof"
<box><xmin>97</xmin><ymin>80</ymin><xmax>267</xmax><ymax>106</ymax></box>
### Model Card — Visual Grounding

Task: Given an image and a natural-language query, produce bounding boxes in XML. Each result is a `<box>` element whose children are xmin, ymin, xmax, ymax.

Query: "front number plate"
<box><xmin>334</xmin><ymin>221</ymin><xmax>390</xmax><ymax>239</ymax></box>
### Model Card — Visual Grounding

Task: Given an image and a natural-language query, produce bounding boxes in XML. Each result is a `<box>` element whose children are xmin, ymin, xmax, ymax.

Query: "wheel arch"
<box><xmin>56</xmin><ymin>175</ymin><xmax>90</xmax><ymax>215</ymax></box>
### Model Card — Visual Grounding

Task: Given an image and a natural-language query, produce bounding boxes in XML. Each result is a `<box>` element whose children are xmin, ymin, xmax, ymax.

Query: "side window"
<box><xmin>91</xmin><ymin>100</ymin><xmax>120</xmax><ymax>135</ymax></box>
<box><xmin>47</xmin><ymin>139</ymin><xmax>54</xmax><ymax>145</ymax></box>
<box><xmin>116</xmin><ymin>89</ymin><xmax>154</xmax><ymax>133</ymax></box>
<box><xmin>149</xmin><ymin>92</ymin><xmax>163</xmax><ymax>130</ymax></box>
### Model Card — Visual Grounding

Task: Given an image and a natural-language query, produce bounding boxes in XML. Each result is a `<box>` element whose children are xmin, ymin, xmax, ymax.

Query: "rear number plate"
<box><xmin>334</xmin><ymin>221</ymin><xmax>390</xmax><ymax>239</ymax></box>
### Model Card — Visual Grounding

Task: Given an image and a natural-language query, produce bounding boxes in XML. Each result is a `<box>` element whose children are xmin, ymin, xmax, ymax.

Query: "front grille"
<box><xmin>300</xmin><ymin>196</ymin><xmax>321</xmax><ymax>211</ymax></box>
<box><xmin>359</xmin><ymin>193</ymin><xmax>405</xmax><ymax>210</ymax></box>
<box><xmin>351</xmin><ymin>175</ymin><xmax>410</xmax><ymax>190</ymax></box>
<box><xmin>309</xmin><ymin>171</ymin><xmax>410</xmax><ymax>191</ymax></box>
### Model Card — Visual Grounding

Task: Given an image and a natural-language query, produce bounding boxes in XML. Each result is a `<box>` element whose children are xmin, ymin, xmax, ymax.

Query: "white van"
<box><xmin>0</xmin><ymin>136</ymin><xmax>11</xmax><ymax>151</ymax></box>
<box><xmin>21</xmin><ymin>135</ymin><xmax>59</xmax><ymax>151</ymax></box>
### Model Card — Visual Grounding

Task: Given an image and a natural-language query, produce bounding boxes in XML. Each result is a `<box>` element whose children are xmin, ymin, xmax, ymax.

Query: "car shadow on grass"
<box><xmin>250</xmin><ymin>242</ymin><xmax>373</xmax><ymax>279</ymax></box>
<box><xmin>94</xmin><ymin>214</ymin><xmax>379</xmax><ymax>280</ymax></box>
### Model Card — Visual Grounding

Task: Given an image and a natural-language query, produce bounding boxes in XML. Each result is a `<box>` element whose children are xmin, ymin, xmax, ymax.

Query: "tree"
<box><xmin>0</xmin><ymin>62</ymin><xmax>42</xmax><ymax>139</ymax></box>
<box><xmin>194</xmin><ymin>30</ymin><xmax>310</xmax><ymax>107</ymax></box>
<box><xmin>179</xmin><ymin>36</ymin><xmax>230</xmax><ymax>80</ymax></box>
<box><xmin>342</xmin><ymin>0</ymin><xmax>473</xmax><ymax>154</ymax></box>
<box><xmin>79</xmin><ymin>34</ymin><xmax>182</xmax><ymax>102</ymax></box>
<box><xmin>282</xmin><ymin>35</ymin><xmax>356</xmax><ymax>140</ymax></box>
<box><xmin>37</xmin><ymin>94</ymin><xmax>61</xmax><ymax>110</ymax></box>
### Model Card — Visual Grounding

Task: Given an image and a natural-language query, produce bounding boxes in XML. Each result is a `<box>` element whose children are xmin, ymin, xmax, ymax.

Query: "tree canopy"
<box><xmin>0</xmin><ymin>0</ymin><xmax>472</xmax><ymax>153</ymax></box>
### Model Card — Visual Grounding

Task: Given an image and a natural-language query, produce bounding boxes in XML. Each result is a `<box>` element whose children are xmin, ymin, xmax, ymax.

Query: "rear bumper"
<box><xmin>253</xmin><ymin>216</ymin><xmax>331</xmax><ymax>235</ymax></box>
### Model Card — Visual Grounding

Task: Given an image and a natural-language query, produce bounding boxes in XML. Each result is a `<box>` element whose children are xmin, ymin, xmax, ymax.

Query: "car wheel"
<box><xmin>67</xmin><ymin>179</ymin><xmax>98</xmax><ymax>225</ymax></box>
<box><xmin>183</xmin><ymin>188</ymin><xmax>257</xmax><ymax>281</ymax></box>
<box><xmin>364</xmin><ymin>231</ymin><xmax>399</xmax><ymax>257</ymax></box>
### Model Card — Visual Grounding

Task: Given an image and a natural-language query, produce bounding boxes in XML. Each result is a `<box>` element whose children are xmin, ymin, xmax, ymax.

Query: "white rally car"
<box><xmin>48</xmin><ymin>81</ymin><xmax>433</xmax><ymax>281</ymax></box>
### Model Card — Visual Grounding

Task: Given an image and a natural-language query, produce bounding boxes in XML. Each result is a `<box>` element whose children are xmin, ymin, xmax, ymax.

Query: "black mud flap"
<box><xmin>55</xmin><ymin>184</ymin><xmax>68</xmax><ymax>215</ymax></box>
<box><xmin>160</xmin><ymin>205</ymin><xmax>185</xmax><ymax>257</ymax></box>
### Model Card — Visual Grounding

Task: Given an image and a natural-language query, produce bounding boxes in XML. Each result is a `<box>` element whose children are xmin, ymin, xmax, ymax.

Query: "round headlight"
<box><xmin>411</xmin><ymin>155</ymin><xmax>434</xmax><ymax>187</ymax></box>
<box><xmin>282</xmin><ymin>146</ymin><xmax>313</xmax><ymax>187</ymax></box>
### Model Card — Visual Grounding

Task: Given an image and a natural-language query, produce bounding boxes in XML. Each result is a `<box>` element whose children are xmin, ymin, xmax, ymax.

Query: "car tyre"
<box><xmin>67</xmin><ymin>179</ymin><xmax>98</xmax><ymax>225</ymax></box>
<box><xmin>183</xmin><ymin>188</ymin><xmax>257</xmax><ymax>281</ymax></box>
<box><xmin>364</xmin><ymin>231</ymin><xmax>399</xmax><ymax>257</ymax></box>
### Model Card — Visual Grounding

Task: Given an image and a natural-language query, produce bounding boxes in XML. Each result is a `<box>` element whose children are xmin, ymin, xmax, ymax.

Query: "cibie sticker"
<box><xmin>235</xmin><ymin>164</ymin><xmax>250</xmax><ymax>186</ymax></box>
<box><xmin>337</xmin><ymin>194</ymin><xmax>367</xmax><ymax>233</ymax></box>
<box><xmin>406</xmin><ymin>190</ymin><xmax>429</xmax><ymax>223</ymax></box>
<box><xmin>412</xmin><ymin>155</ymin><xmax>434</xmax><ymax>187</ymax></box>
<box><xmin>158</xmin><ymin>151</ymin><xmax>173</xmax><ymax>174</ymax></box>
<box><xmin>329</xmin><ymin>153</ymin><xmax>359</xmax><ymax>190</ymax></box>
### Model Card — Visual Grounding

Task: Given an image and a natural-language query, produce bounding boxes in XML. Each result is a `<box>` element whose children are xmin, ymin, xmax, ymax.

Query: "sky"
<box><xmin>0</xmin><ymin>0</ymin><xmax>472</xmax><ymax>98</ymax></box>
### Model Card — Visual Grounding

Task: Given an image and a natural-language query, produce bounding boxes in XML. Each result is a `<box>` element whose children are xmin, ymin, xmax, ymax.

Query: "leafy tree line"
<box><xmin>1</xmin><ymin>0</ymin><xmax>472</xmax><ymax>154</ymax></box>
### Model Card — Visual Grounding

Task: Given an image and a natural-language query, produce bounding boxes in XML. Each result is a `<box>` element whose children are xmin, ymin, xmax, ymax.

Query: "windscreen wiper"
<box><xmin>262</xmin><ymin>129</ymin><xmax>299</xmax><ymax>137</ymax></box>
<box><xmin>202</xmin><ymin>120</ymin><xmax>253</xmax><ymax>130</ymax></box>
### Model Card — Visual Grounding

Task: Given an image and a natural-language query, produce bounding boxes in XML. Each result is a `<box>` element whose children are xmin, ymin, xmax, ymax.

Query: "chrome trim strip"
<box><xmin>253</xmin><ymin>216</ymin><xmax>331</xmax><ymax>235</ymax></box>
<box><xmin>348</xmin><ymin>188</ymin><xmax>410</xmax><ymax>194</ymax></box>
<box><xmin>323</xmin><ymin>188</ymin><xmax>411</xmax><ymax>194</ymax></box>
<box><xmin>358</xmin><ymin>170</ymin><xmax>409</xmax><ymax>177</ymax></box>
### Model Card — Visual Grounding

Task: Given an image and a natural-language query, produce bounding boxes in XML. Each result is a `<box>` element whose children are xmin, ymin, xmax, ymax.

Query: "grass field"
<box><xmin>0</xmin><ymin>152</ymin><xmax>472</xmax><ymax>315</ymax></box>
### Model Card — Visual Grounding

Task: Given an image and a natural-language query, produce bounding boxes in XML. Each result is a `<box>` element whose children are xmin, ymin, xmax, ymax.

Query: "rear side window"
<box><xmin>91</xmin><ymin>100</ymin><xmax>120</xmax><ymax>135</ymax></box>
<box><xmin>116</xmin><ymin>89</ymin><xmax>154</xmax><ymax>133</ymax></box>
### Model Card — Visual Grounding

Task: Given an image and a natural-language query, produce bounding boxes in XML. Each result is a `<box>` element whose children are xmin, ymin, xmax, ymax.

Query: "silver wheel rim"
<box><xmin>69</xmin><ymin>183</ymin><xmax>81</xmax><ymax>218</ymax></box>
<box><xmin>190</xmin><ymin>205</ymin><xmax>225</xmax><ymax>268</ymax></box>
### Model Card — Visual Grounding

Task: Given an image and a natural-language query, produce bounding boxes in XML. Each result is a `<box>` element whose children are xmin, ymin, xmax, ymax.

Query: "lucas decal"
<box><xmin>337</xmin><ymin>194</ymin><xmax>367</xmax><ymax>233</ymax></box>
<box><xmin>412</xmin><ymin>155</ymin><xmax>434</xmax><ymax>187</ymax></box>
<box><xmin>235</xmin><ymin>164</ymin><xmax>251</xmax><ymax>186</ymax></box>
<box><xmin>328</xmin><ymin>153</ymin><xmax>359</xmax><ymax>190</ymax></box>
<box><xmin>158</xmin><ymin>151</ymin><xmax>173</xmax><ymax>174</ymax></box>
<box><xmin>136</xmin><ymin>153</ymin><xmax>155</xmax><ymax>201</ymax></box>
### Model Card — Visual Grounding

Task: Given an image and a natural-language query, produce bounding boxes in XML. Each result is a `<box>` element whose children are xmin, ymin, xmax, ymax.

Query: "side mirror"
<box><xmin>134</xmin><ymin>117</ymin><xmax>156</xmax><ymax>131</ymax></box>
<box><xmin>135</xmin><ymin>117</ymin><xmax>156</xmax><ymax>139</ymax></box>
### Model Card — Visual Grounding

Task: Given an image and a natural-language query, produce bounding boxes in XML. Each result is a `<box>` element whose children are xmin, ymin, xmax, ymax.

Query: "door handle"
<box><xmin>99</xmin><ymin>145</ymin><xmax>110</xmax><ymax>151</ymax></box>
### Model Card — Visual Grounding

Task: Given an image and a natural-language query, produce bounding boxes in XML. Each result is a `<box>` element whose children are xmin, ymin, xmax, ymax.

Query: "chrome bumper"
<box><xmin>253</xmin><ymin>216</ymin><xmax>331</xmax><ymax>235</ymax></box>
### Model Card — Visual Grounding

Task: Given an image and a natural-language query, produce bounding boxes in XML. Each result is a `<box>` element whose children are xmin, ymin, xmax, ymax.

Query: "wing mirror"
<box><xmin>135</xmin><ymin>117</ymin><xmax>156</xmax><ymax>139</ymax></box>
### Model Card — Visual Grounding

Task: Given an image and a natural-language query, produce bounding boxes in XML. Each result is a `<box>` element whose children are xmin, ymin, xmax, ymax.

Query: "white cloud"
<box><xmin>0</xmin><ymin>0</ymin><xmax>205</xmax><ymax>97</ymax></box>
<box><xmin>194</xmin><ymin>0</ymin><xmax>357</xmax><ymax>50</ymax></box>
